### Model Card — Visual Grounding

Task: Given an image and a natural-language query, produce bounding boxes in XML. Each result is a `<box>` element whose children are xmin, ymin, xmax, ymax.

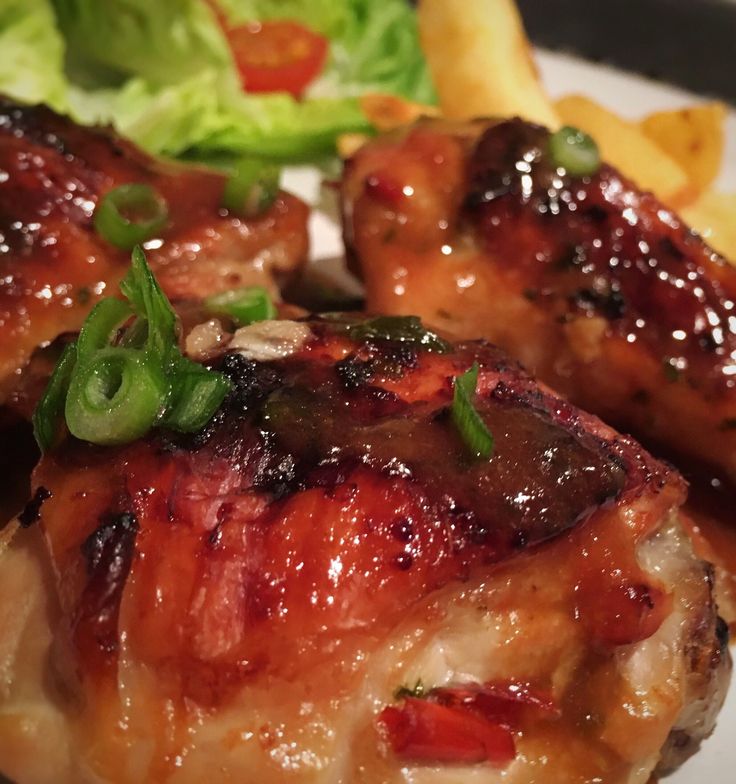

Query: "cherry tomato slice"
<box><xmin>226</xmin><ymin>20</ymin><xmax>328</xmax><ymax>98</ymax></box>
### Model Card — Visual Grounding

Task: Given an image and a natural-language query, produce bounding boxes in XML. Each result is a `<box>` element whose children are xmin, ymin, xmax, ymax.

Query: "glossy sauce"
<box><xmin>465</xmin><ymin>120</ymin><xmax>736</xmax><ymax>396</ymax></box>
<box><xmin>22</xmin><ymin>322</ymin><xmax>711</xmax><ymax>781</ymax></box>
<box><xmin>0</xmin><ymin>98</ymin><xmax>308</xmax><ymax>401</ymax></box>
<box><xmin>343</xmin><ymin>118</ymin><xmax>736</xmax><ymax>485</ymax></box>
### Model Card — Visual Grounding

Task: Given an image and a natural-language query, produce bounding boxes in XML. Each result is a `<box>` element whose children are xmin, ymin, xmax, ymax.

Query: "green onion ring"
<box><xmin>204</xmin><ymin>286</ymin><xmax>276</xmax><ymax>326</ymax></box>
<box><xmin>94</xmin><ymin>184</ymin><xmax>169</xmax><ymax>249</ymax></box>
<box><xmin>548</xmin><ymin>125</ymin><xmax>601</xmax><ymax>177</ymax></box>
<box><xmin>65</xmin><ymin>348</ymin><xmax>168</xmax><ymax>446</ymax></box>
<box><xmin>76</xmin><ymin>297</ymin><xmax>132</xmax><ymax>361</ymax></box>
<box><xmin>222</xmin><ymin>159</ymin><xmax>281</xmax><ymax>217</ymax></box>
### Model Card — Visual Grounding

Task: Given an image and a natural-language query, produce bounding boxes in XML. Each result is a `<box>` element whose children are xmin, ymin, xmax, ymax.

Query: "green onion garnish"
<box><xmin>94</xmin><ymin>183</ymin><xmax>169</xmax><ymax>249</ymax></box>
<box><xmin>394</xmin><ymin>679</ymin><xmax>426</xmax><ymax>700</ymax></box>
<box><xmin>76</xmin><ymin>297</ymin><xmax>132</xmax><ymax>359</ymax></box>
<box><xmin>451</xmin><ymin>363</ymin><xmax>494</xmax><ymax>460</ymax></box>
<box><xmin>161</xmin><ymin>357</ymin><xmax>232</xmax><ymax>432</ymax></box>
<box><xmin>222</xmin><ymin>159</ymin><xmax>281</xmax><ymax>217</ymax></box>
<box><xmin>339</xmin><ymin>315</ymin><xmax>451</xmax><ymax>353</ymax></box>
<box><xmin>33</xmin><ymin>247</ymin><xmax>231</xmax><ymax>450</ymax></box>
<box><xmin>65</xmin><ymin>348</ymin><xmax>168</xmax><ymax>445</ymax></box>
<box><xmin>32</xmin><ymin>342</ymin><xmax>78</xmax><ymax>452</ymax></box>
<box><xmin>548</xmin><ymin>125</ymin><xmax>601</xmax><ymax>177</ymax></box>
<box><xmin>204</xmin><ymin>286</ymin><xmax>276</xmax><ymax>326</ymax></box>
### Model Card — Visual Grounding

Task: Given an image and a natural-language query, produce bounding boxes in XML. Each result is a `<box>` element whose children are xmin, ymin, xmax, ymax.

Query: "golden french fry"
<box><xmin>360</xmin><ymin>94</ymin><xmax>439</xmax><ymax>132</ymax></box>
<box><xmin>555</xmin><ymin>95</ymin><xmax>692</xmax><ymax>205</ymax></box>
<box><xmin>640</xmin><ymin>103</ymin><xmax>727</xmax><ymax>192</ymax></box>
<box><xmin>418</xmin><ymin>0</ymin><xmax>559</xmax><ymax>128</ymax></box>
<box><xmin>681</xmin><ymin>191</ymin><xmax>736</xmax><ymax>262</ymax></box>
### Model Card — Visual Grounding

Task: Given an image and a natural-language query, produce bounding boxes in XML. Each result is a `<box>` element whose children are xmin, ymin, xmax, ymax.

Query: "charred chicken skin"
<box><xmin>0</xmin><ymin>98</ymin><xmax>309</xmax><ymax>403</ymax></box>
<box><xmin>342</xmin><ymin>118</ymin><xmax>736</xmax><ymax>482</ymax></box>
<box><xmin>0</xmin><ymin>317</ymin><xmax>729</xmax><ymax>783</ymax></box>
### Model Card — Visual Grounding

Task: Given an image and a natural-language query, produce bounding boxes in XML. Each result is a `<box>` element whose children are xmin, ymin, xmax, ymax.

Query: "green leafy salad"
<box><xmin>1</xmin><ymin>0</ymin><xmax>434</xmax><ymax>162</ymax></box>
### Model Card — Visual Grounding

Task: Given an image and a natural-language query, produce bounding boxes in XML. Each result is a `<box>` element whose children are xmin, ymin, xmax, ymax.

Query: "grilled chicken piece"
<box><xmin>0</xmin><ymin>98</ymin><xmax>309</xmax><ymax>403</ymax></box>
<box><xmin>342</xmin><ymin>118</ymin><xmax>736</xmax><ymax>482</ymax></box>
<box><xmin>0</xmin><ymin>316</ymin><xmax>728</xmax><ymax>783</ymax></box>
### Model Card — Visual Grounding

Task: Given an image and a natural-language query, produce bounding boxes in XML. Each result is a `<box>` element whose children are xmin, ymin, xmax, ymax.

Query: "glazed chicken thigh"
<box><xmin>342</xmin><ymin>118</ymin><xmax>736</xmax><ymax>483</ymax></box>
<box><xmin>0</xmin><ymin>98</ymin><xmax>308</xmax><ymax>403</ymax></box>
<box><xmin>0</xmin><ymin>316</ymin><xmax>728</xmax><ymax>783</ymax></box>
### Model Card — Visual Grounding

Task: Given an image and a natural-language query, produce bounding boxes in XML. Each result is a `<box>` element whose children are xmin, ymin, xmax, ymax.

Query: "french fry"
<box><xmin>555</xmin><ymin>95</ymin><xmax>693</xmax><ymax>206</ymax></box>
<box><xmin>418</xmin><ymin>0</ymin><xmax>559</xmax><ymax>129</ymax></box>
<box><xmin>640</xmin><ymin>103</ymin><xmax>727</xmax><ymax>192</ymax></box>
<box><xmin>681</xmin><ymin>191</ymin><xmax>736</xmax><ymax>262</ymax></box>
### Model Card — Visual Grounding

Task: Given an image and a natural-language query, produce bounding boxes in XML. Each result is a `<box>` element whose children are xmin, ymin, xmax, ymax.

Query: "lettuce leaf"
<box><xmin>199</xmin><ymin>92</ymin><xmax>370</xmax><ymax>161</ymax></box>
<box><xmin>53</xmin><ymin>0</ymin><xmax>232</xmax><ymax>87</ymax></box>
<box><xmin>0</xmin><ymin>0</ymin><xmax>67</xmax><ymax>110</ymax></box>
<box><xmin>217</xmin><ymin>0</ymin><xmax>350</xmax><ymax>37</ymax></box>
<box><xmin>66</xmin><ymin>72</ymin><xmax>226</xmax><ymax>157</ymax></box>
<box><xmin>2</xmin><ymin>0</ymin><xmax>433</xmax><ymax>162</ymax></box>
<box><xmin>67</xmin><ymin>71</ymin><xmax>369</xmax><ymax>161</ymax></box>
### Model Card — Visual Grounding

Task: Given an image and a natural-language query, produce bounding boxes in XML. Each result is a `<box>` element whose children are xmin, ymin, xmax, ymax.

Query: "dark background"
<box><xmin>516</xmin><ymin>0</ymin><xmax>736</xmax><ymax>104</ymax></box>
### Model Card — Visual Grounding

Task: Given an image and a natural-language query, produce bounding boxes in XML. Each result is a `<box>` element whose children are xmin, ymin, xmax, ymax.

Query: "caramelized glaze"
<box><xmin>342</xmin><ymin>118</ymin><xmax>736</xmax><ymax>482</ymax></box>
<box><xmin>0</xmin><ymin>98</ymin><xmax>308</xmax><ymax>402</ymax></box>
<box><xmin>4</xmin><ymin>322</ymin><xmax>724</xmax><ymax>782</ymax></box>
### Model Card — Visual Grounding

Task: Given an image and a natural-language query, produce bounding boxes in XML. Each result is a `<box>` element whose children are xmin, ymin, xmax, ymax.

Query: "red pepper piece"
<box><xmin>579</xmin><ymin>580</ymin><xmax>671</xmax><ymax>647</ymax></box>
<box><xmin>431</xmin><ymin>681</ymin><xmax>560</xmax><ymax>727</ymax></box>
<box><xmin>365</xmin><ymin>172</ymin><xmax>406</xmax><ymax>207</ymax></box>
<box><xmin>378</xmin><ymin>697</ymin><xmax>516</xmax><ymax>765</ymax></box>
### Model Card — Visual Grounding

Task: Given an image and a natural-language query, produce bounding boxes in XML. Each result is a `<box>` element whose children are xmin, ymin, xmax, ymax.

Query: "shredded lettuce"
<box><xmin>0</xmin><ymin>0</ymin><xmax>434</xmax><ymax>162</ymax></box>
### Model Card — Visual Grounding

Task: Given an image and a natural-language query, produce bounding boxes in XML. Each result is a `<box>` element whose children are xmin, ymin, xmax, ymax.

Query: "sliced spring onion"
<box><xmin>451</xmin><ymin>363</ymin><xmax>494</xmax><ymax>460</ymax></box>
<box><xmin>204</xmin><ymin>286</ymin><xmax>276</xmax><ymax>326</ymax></box>
<box><xmin>65</xmin><ymin>348</ymin><xmax>168</xmax><ymax>446</ymax></box>
<box><xmin>32</xmin><ymin>342</ymin><xmax>78</xmax><ymax>452</ymax></box>
<box><xmin>548</xmin><ymin>126</ymin><xmax>601</xmax><ymax>177</ymax></box>
<box><xmin>120</xmin><ymin>246</ymin><xmax>177</xmax><ymax>358</ymax></box>
<box><xmin>76</xmin><ymin>297</ymin><xmax>132</xmax><ymax>361</ymax></box>
<box><xmin>94</xmin><ymin>183</ymin><xmax>169</xmax><ymax>249</ymax></box>
<box><xmin>344</xmin><ymin>315</ymin><xmax>451</xmax><ymax>353</ymax></box>
<box><xmin>33</xmin><ymin>247</ymin><xmax>231</xmax><ymax>451</ymax></box>
<box><xmin>222</xmin><ymin>159</ymin><xmax>281</xmax><ymax>217</ymax></box>
<box><xmin>161</xmin><ymin>357</ymin><xmax>231</xmax><ymax>432</ymax></box>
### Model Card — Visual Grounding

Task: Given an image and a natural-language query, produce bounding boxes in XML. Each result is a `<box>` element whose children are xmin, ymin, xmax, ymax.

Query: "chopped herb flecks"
<box><xmin>394</xmin><ymin>679</ymin><xmax>426</xmax><ymax>700</ymax></box>
<box><xmin>322</xmin><ymin>314</ymin><xmax>451</xmax><ymax>353</ymax></box>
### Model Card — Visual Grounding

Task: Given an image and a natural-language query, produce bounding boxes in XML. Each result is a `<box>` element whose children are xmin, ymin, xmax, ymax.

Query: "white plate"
<box><xmin>282</xmin><ymin>51</ymin><xmax>736</xmax><ymax>783</ymax></box>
